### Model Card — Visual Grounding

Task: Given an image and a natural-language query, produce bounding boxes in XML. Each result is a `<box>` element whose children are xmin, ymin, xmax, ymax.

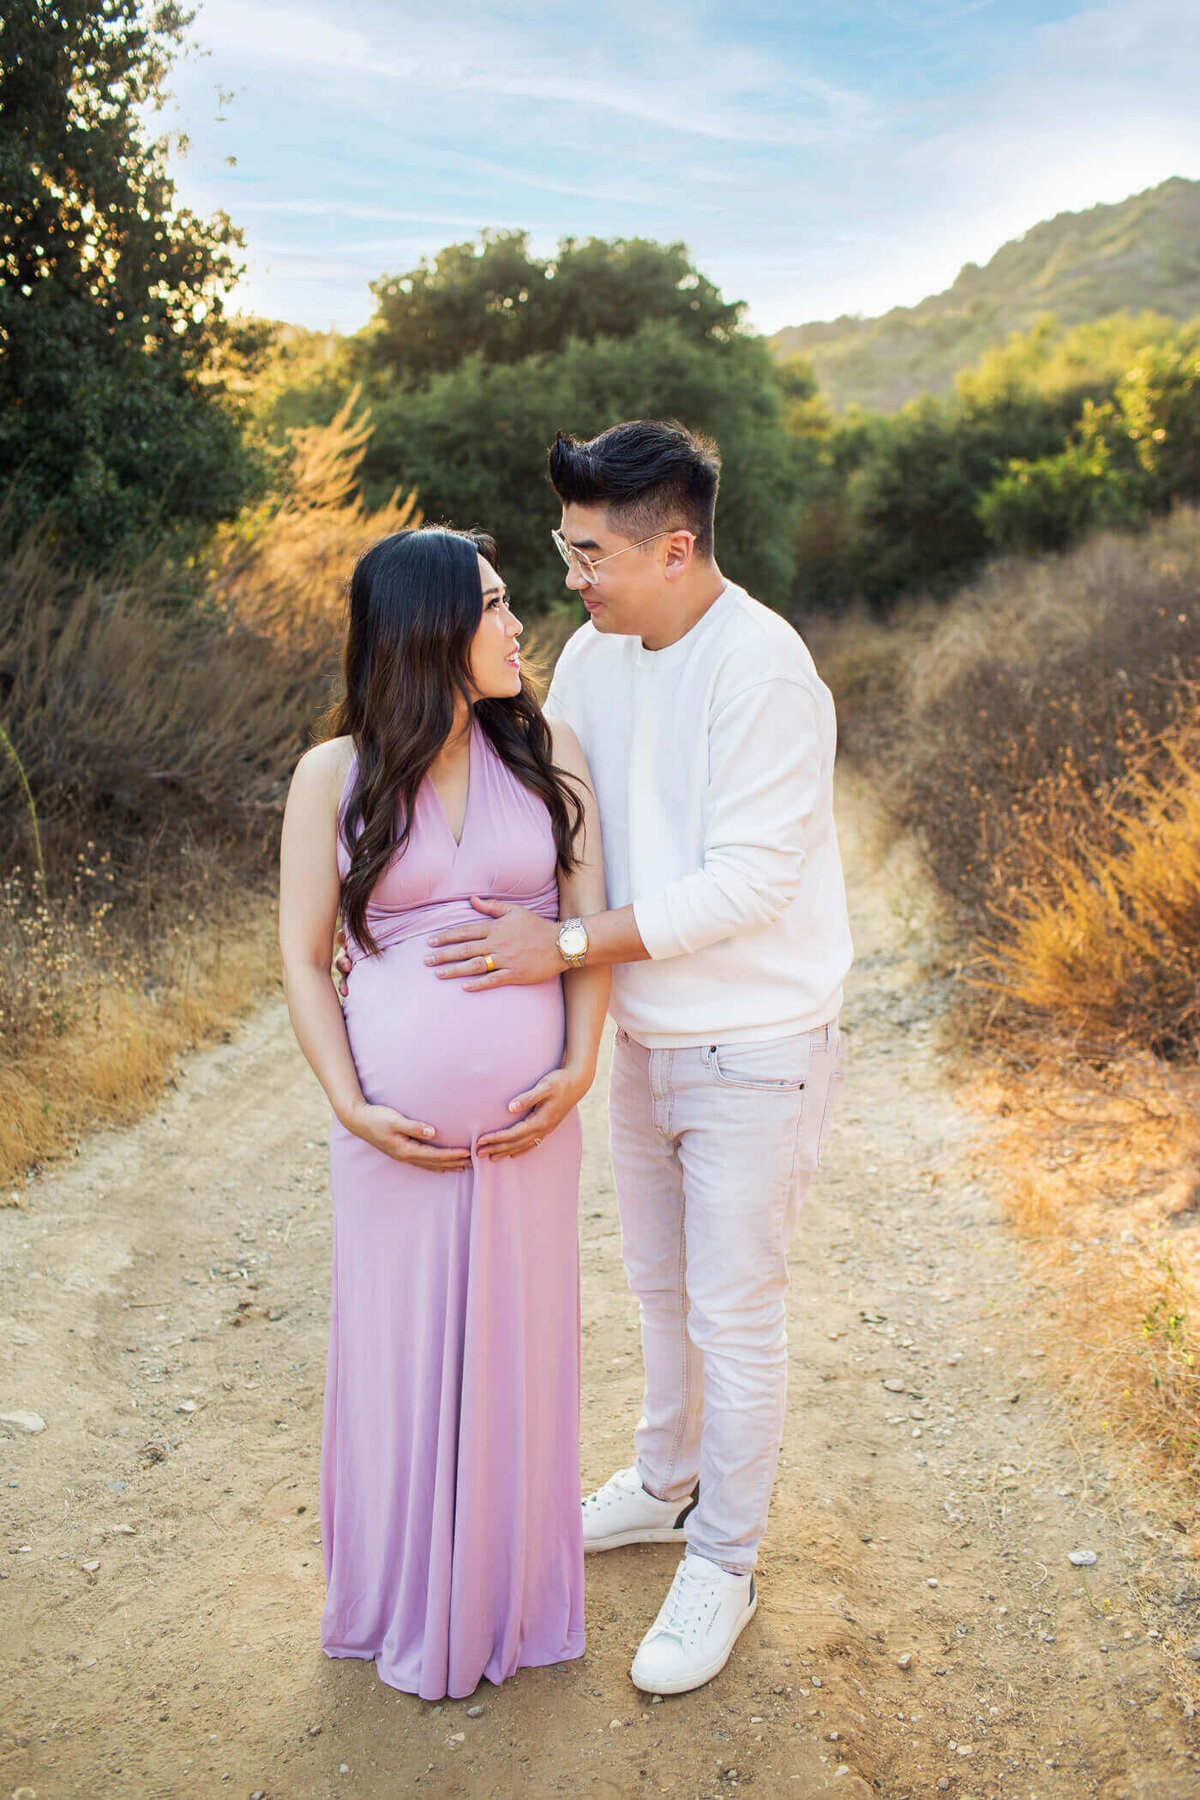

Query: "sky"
<box><xmin>164</xmin><ymin>0</ymin><xmax>1200</xmax><ymax>337</ymax></box>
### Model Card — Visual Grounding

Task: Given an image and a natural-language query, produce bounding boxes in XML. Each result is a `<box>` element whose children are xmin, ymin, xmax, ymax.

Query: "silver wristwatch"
<box><xmin>557</xmin><ymin>916</ymin><xmax>589</xmax><ymax>969</ymax></box>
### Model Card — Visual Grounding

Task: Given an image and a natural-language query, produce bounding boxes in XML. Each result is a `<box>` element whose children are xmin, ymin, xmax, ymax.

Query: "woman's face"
<box><xmin>468</xmin><ymin>554</ymin><xmax>523</xmax><ymax>699</ymax></box>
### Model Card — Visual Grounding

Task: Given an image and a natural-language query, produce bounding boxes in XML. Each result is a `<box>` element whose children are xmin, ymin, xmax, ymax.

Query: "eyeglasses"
<box><xmin>551</xmin><ymin>526</ymin><xmax>693</xmax><ymax>587</ymax></box>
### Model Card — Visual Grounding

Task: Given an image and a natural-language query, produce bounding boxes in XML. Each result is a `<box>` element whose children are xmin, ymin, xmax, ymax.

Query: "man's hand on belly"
<box><xmin>425</xmin><ymin>897</ymin><xmax>562</xmax><ymax>989</ymax></box>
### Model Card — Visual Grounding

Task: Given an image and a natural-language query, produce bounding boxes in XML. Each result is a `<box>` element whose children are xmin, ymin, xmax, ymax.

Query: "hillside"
<box><xmin>772</xmin><ymin>176</ymin><xmax>1200</xmax><ymax>412</ymax></box>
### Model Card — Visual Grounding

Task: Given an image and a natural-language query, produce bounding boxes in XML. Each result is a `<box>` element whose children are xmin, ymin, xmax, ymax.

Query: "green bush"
<box><xmin>976</xmin><ymin>330</ymin><xmax>1200</xmax><ymax>554</ymax></box>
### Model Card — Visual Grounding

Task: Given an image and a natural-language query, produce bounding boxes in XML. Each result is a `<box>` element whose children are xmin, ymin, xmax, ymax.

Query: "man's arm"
<box><xmin>427</xmin><ymin>676</ymin><xmax>821</xmax><ymax>988</ymax></box>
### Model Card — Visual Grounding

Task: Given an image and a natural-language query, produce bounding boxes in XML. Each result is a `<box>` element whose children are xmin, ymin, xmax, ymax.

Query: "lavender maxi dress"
<box><xmin>321</xmin><ymin>718</ymin><xmax>585</xmax><ymax>1699</ymax></box>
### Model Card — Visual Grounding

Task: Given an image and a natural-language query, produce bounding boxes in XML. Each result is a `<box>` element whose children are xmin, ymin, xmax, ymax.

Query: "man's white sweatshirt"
<box><xmin>544</xmin><ymin>580</ymin><xmax>854</xmax><ymax>1049</ymax></box>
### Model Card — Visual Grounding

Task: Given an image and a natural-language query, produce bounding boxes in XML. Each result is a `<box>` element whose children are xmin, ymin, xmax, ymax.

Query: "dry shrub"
<box><xmin>0</xmin><ymin>895</ymin><xmax>278</xmax><ymax>1190</ymax></box>
<box><xmin>987</xmin><ymin>728</ymin><xmax>1200</xmax><ymax>1055</ymax></box>
<box><xmin>0</xmin><ymin>396</ymin><xmax>417</xmax><ymax>1181</ymax></box>
<box><xmin>0</xmin><ymin>532</ymin><xmax>322</xmax><ymax>897</ymax></box>
<box><xmin>897</xmin><ymin>510</ymin><xmax>1200</xmax><ymax>934</ymax></box>
<box><xmin>847</xmin><ymin>507</ymin><xmax>1200</xmax><ymax>1059</ymax></box>
<box><xmin>214</xmin><ymin>386</ymin><xmax>421</xmax><ymax>658</ymax></box>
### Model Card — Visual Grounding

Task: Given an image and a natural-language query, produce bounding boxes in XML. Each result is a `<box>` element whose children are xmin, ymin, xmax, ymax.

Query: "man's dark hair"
<box><xmin>548</xmin><ymin>420</ymin><xmax>721</xmax><ymax>558</ymax></box>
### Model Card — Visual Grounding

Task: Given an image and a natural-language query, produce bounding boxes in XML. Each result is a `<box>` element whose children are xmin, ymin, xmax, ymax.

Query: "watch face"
<box><xmin>560</xmin><ymin>924</ymin><xmax>587</xmax><ymax>957</ymax></box>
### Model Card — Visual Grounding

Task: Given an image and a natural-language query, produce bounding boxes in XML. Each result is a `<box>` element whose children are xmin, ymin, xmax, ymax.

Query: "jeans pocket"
<box><xmin>705</xmin><ymin>1035</ymin><xmax>813</xmax><ymax>1092</ymax></box>
<box><xmin>813</xmin><ymin>1030</ymin><xmax>847</xmax><ymax>1168</ymax></box>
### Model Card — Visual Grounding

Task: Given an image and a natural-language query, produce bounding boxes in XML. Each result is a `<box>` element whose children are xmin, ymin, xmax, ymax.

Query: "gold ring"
<box><xmin>484</xmin><ymin>954</ymin><xmax>495</xmax><ymax>973</ymax></box>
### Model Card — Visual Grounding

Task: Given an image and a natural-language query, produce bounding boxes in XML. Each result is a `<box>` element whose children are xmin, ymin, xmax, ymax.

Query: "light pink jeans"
<box><xmin>608</xmin><ymin>1020</ymin><xmax>845</xmax><ymax>1574</ymax></box>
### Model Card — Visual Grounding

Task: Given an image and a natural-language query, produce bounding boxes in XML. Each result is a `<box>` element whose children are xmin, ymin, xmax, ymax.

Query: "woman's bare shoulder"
<box><xmin>291</xmin><ymin>734</ymin><xmax>355</xmax><ymax>796</ymax></box>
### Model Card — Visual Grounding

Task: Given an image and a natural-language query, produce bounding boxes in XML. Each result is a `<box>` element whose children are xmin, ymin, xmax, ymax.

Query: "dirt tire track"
<box><xmin>2</xmin><ymin>776</ymin><xmax>1197</xmax><ymax>1799</ymax></box>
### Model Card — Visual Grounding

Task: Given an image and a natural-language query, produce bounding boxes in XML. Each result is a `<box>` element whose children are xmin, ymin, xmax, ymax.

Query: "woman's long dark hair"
<box><xmin>328</xmin><ymin>526</ymin><xmax>584</xmax><ymax>955</ymax></box>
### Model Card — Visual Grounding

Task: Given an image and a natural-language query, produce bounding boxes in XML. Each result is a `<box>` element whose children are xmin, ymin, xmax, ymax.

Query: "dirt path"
<box><xmin>2</xmin><ymin>778</ymin><xmax>1197</xmax><ymax>1800</ymax></box>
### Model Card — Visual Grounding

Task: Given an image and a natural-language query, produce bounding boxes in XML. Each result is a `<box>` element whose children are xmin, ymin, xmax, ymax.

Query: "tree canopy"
<box><xmin>0</xmin><ymin>0</ymin><xmax>261</xmax><ymax>556</ymax></box>
<box><xmin>359</xmin><ymin>231</ymin><xmax>743</xmax><ymax>387</ymax></box>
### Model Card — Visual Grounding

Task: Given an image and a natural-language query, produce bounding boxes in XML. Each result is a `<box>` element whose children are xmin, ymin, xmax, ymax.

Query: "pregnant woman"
<box><xmin>278</xmin><ymin>526</ymin><xmax>608</xmax><ymax>1700</ymax></box>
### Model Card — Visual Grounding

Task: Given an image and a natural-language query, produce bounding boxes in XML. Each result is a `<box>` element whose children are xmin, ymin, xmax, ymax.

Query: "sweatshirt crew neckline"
<box><xmin>632</xmin><ymin>583</ymin><xmax>732</xmax><ymax>667</ymax></box>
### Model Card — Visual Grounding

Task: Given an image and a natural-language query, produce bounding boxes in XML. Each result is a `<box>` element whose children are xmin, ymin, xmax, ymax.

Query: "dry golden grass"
<box><xmin>979</xmin><ymin>1050</ymin><xmax>1200</xmax><ymax>1496</ymax></box>
<box><xmin>213</xmin><ymin>386</ymin><xmax>421</xmax><ymax>657</ymax></box>
<box><xmin>986</xmin><ymin>730</ymin><xmax>1200</xmax><ymax>1055</ymax></box>
<box><xmin>0</xmin><ymin>397</ymin><xmax>421</xmax><ymax>1186</ymax></box>
<box><xmin>0</xmin><ymin>898</ymin><xmax>279</xmax><ymax>1193</ymax></box>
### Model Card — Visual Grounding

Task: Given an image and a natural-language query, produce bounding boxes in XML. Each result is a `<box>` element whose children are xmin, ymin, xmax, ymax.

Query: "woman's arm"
<box><xmin>476</xmin><ymin>720</ymin><xmax>610</xmax><ymax>1160</ymax></box>
<box><xmin>279</xmin><ymin>740</ymin><xmax>471</xmax><ymax>1172</ymax></box>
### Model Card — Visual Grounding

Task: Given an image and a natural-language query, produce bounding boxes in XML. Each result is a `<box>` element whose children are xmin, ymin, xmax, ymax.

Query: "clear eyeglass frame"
<box><xmin>551</xmin><ymin>526</ymin><xmax>692</xmax><ymax>586</ymax></box>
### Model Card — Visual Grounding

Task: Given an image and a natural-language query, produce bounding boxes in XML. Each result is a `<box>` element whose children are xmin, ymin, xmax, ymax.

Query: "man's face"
<box><xmin>557</xmin><ymin>502</ymin><xmax>683</xmax><ymax>636</ymax></box>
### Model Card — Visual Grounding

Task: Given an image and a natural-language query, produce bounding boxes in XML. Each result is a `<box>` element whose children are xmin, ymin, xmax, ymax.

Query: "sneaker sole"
<box><xmin>583</xmin><ymin>1526</ymin><xmax>689</xmax><ymax>1554</ymax></box>
<box><xmin>629</xmin><ymin>1589</ymin><xmax>759</xmax><ymax>1696</ymax></box>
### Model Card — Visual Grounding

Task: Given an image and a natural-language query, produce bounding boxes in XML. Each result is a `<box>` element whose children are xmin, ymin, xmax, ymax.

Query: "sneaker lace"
<box><xmin>582</xmin><ymin>1466</ymin><xmax>638</xmax><ymax>1519</ymax></box>
<box><xmin>658</xmin><ymin>1564</ymin><xmax>719</xmax><ymax>1646</ymax></box>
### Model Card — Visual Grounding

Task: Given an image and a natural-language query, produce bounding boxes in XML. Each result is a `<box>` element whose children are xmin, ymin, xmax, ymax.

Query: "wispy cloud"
<box><xmin>189</xmin><ymin>0</ymin><xmax>881</xmax><ymax>147</ymax></box>
<box><xmin>172</xmin><ymin>0</ymin><xmax>1200</xmax><ymax>334</ymax></box>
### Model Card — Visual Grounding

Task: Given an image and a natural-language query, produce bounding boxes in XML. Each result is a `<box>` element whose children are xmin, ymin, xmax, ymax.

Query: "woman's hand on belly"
<box><xmin>340</xmin><ymin>1099</ymin><xmax>472</xmax><ymax>1172</ymax></box>
<box><xmin>476</xmin><ymin>1067</ymin><xmax>590</xmax><ymax>1161</ymax></box>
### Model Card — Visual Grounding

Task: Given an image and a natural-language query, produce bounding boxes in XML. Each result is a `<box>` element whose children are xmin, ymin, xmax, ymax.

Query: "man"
<box><xmin>426</xmin><ymin>418</ymin><xmax>852</xmax><ymax>1696</ymax></box>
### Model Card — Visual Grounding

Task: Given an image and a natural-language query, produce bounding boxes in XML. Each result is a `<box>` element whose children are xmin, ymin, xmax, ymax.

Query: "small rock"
<box><xmin>251</xmin><ymin>1792</ymin><xmax>266</xmax><ymax>1799</ymax></box>
<box><xmin>1183</xmin><ymin>1643</ymin><xmax>1200</xmax><ymax>1663</ymax></box>
<box><xmin>811</xmin><ymin>1676</ymin><xmax>822</xmax><ymax>1688</ymax></box>
<box><xmin>827</xmin><ymin>1730</ymin><xmax>840</xmax><ymax>1741</ymax></box>
<box><xmin>609</xmin><ymin>1717</ymin><xmax>623</xmax><ymax>1730</ymax></box>
<box><xmin>106</xmin><ymin>1524</ymin><xmax>136</xmax><ymax>1536</ymax></box>
<box><xmin>12</xmin><ymin>1787</ymin><xmax>38</xmax><ymax>1800</ymax></box>
<box><xmin>957</xmin><ymin>1744</ymin><xmax>975</xmax><ymax>1756</ymax></box>
<box><xmin>175</xmin><ymin>1400</ymin><xmax>197</xmax><ymax>1414</ymax></box>
<box><xmin>751</xmin><ymin>1714</ymin><xmax>764</xmax><ymax>1723</ymax></box>
<box><xmin>466</xmin><ymin>1704</ymin><xmax>484</xmax><ymax>1717</ymax></box>
<box><xmin>268</xmin><ymin>1307</ymin><xmax>285</xmax><ymax>1322</ymax></box>
<box><xmin>307</xmin><ymin>1723</ymin><xmax>322</xmax><ymax>1736</ymax></box>
<box><xmin>449</xmin><ymin>1732</ymin><xmax>465</xmax><ymax>1744</ymax></box>
<box><xmin>898</xmin><ymin>1653</ymin><xmax>912</xmax><ymax>1669</ymax></box>
<box><xmin>650</xmin><ymin>1694</ymin><xmax>663</xmax><ymax>1705</ymax></box>
<box><xmin>927</xmin><ymin>1577</ymin><xmax>939</xmax><ymax>1588</ymax></box>
<box><xmin>0</xmin><ymin>1410</ymin><xmax>46</xmax><ymax>1433</ymax></box>
<box><xmin>1068</xmin><ymin>1549</ymin><xmax>1098</xmax><ymax>1567</ymax></box>
<box><xmin>80</xmin><ymin>1559</ymin><xmax>100</xmax><ymax>1573</ymax></box>
<box><xmin>882</xmin><ymin>1379</ymin><xmax>906</xmax><ymax>1393</ymax></box>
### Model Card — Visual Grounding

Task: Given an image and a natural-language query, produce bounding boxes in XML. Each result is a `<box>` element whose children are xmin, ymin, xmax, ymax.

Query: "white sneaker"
<box><xmin>581</xmin><ymin>1465</ymin><xmax>698</xmax><ymax>1553</ymax></box>
<box><xmin>630</xmin><ymin>1554</ymin><xmax>757</xmax><ymax>1695</ymax></box>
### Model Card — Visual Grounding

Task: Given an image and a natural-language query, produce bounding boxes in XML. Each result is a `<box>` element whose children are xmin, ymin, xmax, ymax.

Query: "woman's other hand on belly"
<box><xmin>476</xmin><ymin>1065</ymin><xmax>593</xmax><ymax>1161</ymax></box>
<box><xmin>339</xmin><ymin>1099</ymin><xmax>472</xmax><ymax>1172</ymax></box>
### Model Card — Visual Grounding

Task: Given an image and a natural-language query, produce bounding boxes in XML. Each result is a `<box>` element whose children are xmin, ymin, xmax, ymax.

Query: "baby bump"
<box><xmin>341</xmin><ymin>941</ymin><xmax>567</xmax><ymax>1144</ymax></box>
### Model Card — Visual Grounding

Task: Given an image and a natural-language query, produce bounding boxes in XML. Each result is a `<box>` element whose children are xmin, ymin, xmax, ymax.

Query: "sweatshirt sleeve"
<box><xmin>543</xmin><ymin>638</ymin><xmax>579</xmax><ymax>728</ymax></box>
<box><xmin>632</xmin><ymin>677</ymin><xmax>823</xmax><ymax>960</ymax></box>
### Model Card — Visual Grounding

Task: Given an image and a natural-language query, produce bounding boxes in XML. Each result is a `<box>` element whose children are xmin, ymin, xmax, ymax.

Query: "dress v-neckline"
<box><xmin>428</xmin><ymin>718</ymin><xmax>476</xmax><ymax>851</ymax></box>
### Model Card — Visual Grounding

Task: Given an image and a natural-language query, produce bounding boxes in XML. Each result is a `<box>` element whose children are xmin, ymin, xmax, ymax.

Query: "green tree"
<box><xmin>362</xmin><ymin>321</ymin><xmax>802</xmax><ymax>611</ymax></box>
<box><xmin>359</xmin><ymin>231</ymin><xmax>742</xmax><ymax>388</ymax></box>
<box><xmin>0</xmin><ymin>0</ymin><xmax>262</xmax><ymax>556</ymax></box>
